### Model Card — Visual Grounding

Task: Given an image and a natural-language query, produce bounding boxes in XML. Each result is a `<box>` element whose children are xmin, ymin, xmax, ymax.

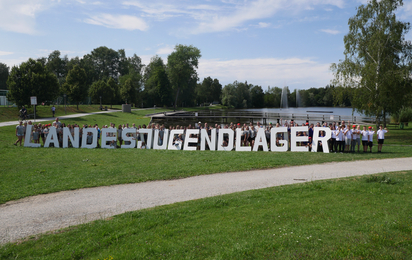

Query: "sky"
<box><xmin>0</xmin><ymin>0</ymin><xmax>411</xmax><ymax>91</ymax></box>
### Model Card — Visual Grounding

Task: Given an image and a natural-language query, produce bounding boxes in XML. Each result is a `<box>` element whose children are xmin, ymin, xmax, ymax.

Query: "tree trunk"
<box><xmin>174</xmin><ymin>87</ymin><xmax>180</xmax><ymax>112</ymax></box>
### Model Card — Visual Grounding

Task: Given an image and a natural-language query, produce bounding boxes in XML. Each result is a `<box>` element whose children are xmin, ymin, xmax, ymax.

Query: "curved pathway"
<box><xmin>1</xmin><ymin>157</ymin><xmax>412</xmax><ymax>244</ymax></box>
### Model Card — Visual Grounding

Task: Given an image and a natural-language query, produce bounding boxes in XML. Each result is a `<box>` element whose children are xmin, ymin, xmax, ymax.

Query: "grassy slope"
<box><xmin>1</xmin><ymin>171</ymin><xmax>411</xmax><ymax>259</ymax></box>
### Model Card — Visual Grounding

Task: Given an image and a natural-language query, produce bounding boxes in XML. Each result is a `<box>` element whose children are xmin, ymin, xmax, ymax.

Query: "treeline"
<box><xmin>221</xmin><ymin>82</ymin><xmax>351</xmax><ymax>108</ymax></box>
<box><xmin>3</xmin><ymin>45</ymin><xmax>350</xmax><ymax>109</ymax></box>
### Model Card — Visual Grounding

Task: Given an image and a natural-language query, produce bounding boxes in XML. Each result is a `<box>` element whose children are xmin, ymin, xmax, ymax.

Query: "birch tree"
<box><xmin>331</xmin><ymin>0</ymin><xmax>412</xmax><ymax>125</ymax></box>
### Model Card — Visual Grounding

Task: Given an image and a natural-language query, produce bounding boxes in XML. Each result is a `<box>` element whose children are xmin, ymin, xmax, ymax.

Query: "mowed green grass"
<box><xmin>0</xmin><ymin>104</ymin><xmax>128</xmax><ymax>122</ymax></box>
<box><xmin>1</xmin><ymin>171</ymin><xmax>411</xmax><ymax>259</ymax></box>
<box><xmin>1</xmin><ymin>110</ymin><xmax>411</xmax><ymax>204</ymax></box>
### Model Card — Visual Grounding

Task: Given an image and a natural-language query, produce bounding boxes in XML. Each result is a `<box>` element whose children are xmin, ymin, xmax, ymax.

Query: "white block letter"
<box><xmin>44</xmin><ymin>126</ymin><xmax>59</xmax><ymax>148</ymax></box>
<box><xmin>153</xmin><ymin>129</ymin><xmax>168</xmax><ymax>150</ymax></box>
<box><xmin>291</xmin><ymin>126</ymin><xmax>308</xmax><ymax>152</ymax></box>
<box><xmin>217</xmin><ymin>129</ymin><xmax>234</xmax><ymax>151</ymax></box>
<box><xmin>24</xmin><ymin>125</ymin><xmax>41</xmax><ymax>147</ymax></box>
<box><xmin>253</xmin><ymin>128</ymin><xmax>269</xmax><ymax>152</ymax></box>
<box><xmin>168</xmin><ymin>129</ymin><xmax>184</xmax><ymax>150</ymax></box>
<box><xmin>235</xmin><ymin>128</ymin><xmax>251</xmax><ymax>152</ymax></box>
<box><xmin>312</xmin><ymin>127</ymin><xmax>331</xmax><ymax>153</ymax></box>
<box><xmin>200</xmin><ymin>129</ymin><xmax>216</xmax><ymax>151</ymax></box>
<box><xmin>121</xmin><ymin>128</ymin><xmax>136</xmax><ymax>149</ymax></box>
<box><xmin>82</xmin><ymin>128</ymin><xmax>98</xmax><ymax>149</ymax></box>
<box><xmin>62</xmin><ymin>127</ymin><xmax>79</xmax><ymax>148</ymax></box>
<box><xmin>270</xmin><ymin>127</ymin><xmax>288</xmax><ymax>152</ymax></box>
<box><xmin>184</xmin><ymin>129</ymin><xmax>199</xmax><ymax>151</ymax></box>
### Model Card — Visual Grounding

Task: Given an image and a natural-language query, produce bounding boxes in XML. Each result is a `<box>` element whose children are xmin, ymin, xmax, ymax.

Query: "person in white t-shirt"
<box><xmin>377</xmin><ymin>125</ymin><xmax>388</xmax><ymax>153</ymax></box>
<box><xmin>361</xmin><ymin>126</ymin><xmax>369</xmax><ymax>153</ymax></box>
<box><xmin>367</xmin><ymin>126</ymin><xmax>375</xmax><ymax>153</ymax></box>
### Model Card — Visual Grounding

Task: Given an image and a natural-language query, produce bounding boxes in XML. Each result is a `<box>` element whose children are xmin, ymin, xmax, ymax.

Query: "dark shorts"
<box><xmin>378</xmin><ymin>139</ymin><xmax>384</xmax><ymax>145</ymax></box>
<box><xmin>368</xmin><ymin>141</ymin><xmax>373</xmax><ymax>147</ymax></box>
<box><xmin>362</xmin><ymin>140</ymin><xmax>368</xmax><ymax>146</ymax></box>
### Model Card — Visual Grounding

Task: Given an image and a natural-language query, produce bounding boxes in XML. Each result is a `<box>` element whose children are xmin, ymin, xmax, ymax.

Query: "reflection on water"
<box><xmin>151</xmin><ymin>107</ymin><xmax>372</xmax><ymax>128</ymax></box>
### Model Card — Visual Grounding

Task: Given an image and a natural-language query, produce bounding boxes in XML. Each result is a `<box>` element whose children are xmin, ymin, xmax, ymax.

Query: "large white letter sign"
<box><xmin>168</xmin><ymin>129</ymin><xmax>184</xmax><ymax>150</ymax></box>
<box><xmin>291</xmin><ymin>126</ymin><xmax>308</xmax><ymax>152</ymax></box>
<box><xmin>62</xmin><ymin>127</ymin><xmax>79</xmax><ymax>148</ymax></box>
<box><xmin>101</xmin><ymin>128</ymin><xmax>116</xmax><ymax>149</ymax></box>
<box><xmin>217</xmin><ymin>129</ymin><xmax>234</xmax><ymax>151</ymax></box>
<box><xmin>44</xmin><ymin>126</ymin><xmax>59</xmax><ymax>148</ymax></box>
<box><xmin>312</xmin><ymin>127</ymin><xmax>331</xmax><ymax>153</ymax></box>
<box><xmin>24</xmin><ymin>125</ymin><xmax>41</xmax><ymax>147</ymax></box>
<box><xmin>235</xmin><ymin>128</ymin><xmax>251</xmax><ymax>152</ymax></box>
<box><xmin>200</xmin><ymin>128</ymin><xmax>216</xmax><ymax>151</ymax></box>
<box><xmin>121</xmin><ymin>128</ymin><xmax>136</xmax><ymax>149</ymax></box>
<box><xmin>253</xmin><ymin>128</ymin><xmax>269</xmax><ymax>152</ymax></box>
<box><xmin>153</xmin><ymin>129</ymin><xmax>169</xmax><ymax>150</ymax></box>
<box><xmin>138</xmin><ymin>129</ymin><xmax>153</xmax><ymax>149</ymax></box>
<box><xmin>82</xmin><ymin>128</ymin><xmax>98</xmax><ymax>149</ymax></box>
<box><xmin>184</xmin><ymin>129</ymin><xmax>199</xmax><ymax>151</ymax></box>
<box><xmin>270</xmin><ymin>127</ymin><xmax>288</xmax><ymax>152</ymax></box>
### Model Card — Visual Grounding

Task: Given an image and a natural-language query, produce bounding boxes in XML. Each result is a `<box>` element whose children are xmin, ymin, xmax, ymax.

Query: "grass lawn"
<box><xmin>1</xmin><ymin>171</ymin><xmax>411</xmax><ymax>259</ymax></box>
<box><xmin>0</xmin><ymin>105</ymin><xmax>126</xmax><ymax>122</ymax></box>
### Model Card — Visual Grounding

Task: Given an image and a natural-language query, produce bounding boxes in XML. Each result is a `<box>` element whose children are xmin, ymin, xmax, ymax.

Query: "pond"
<box><xmin>150</xmin><ymin>107</ymin><xmax>375</xmax><ymax>128</ymax></box>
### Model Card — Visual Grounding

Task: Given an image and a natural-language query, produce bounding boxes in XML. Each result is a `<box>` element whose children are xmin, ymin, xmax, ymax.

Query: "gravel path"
<box><xmin>1</xmin><ymin>157</ymin><xmax>412</xmax><ymax>244</ymax></box>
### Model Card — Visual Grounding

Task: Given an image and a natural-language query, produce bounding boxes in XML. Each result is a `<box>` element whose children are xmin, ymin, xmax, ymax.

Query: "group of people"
<box><xmin>14</xmin><ymin>118</ymin><xmax>389</xmax><ymax>152</ymax></box>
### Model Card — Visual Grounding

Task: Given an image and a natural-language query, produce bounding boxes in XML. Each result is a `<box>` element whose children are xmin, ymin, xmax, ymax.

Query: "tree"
<box><xmin>7</xmin><ymin>58</ymin><xmax>59</xmax><ymax>107</ymax></box>
<box><xmin>144</xmin><ymin>56</ymin><xmax>172</xmax><ymax>107</ymax></box>
<box><xmin>264</xmin><ymin>86</ymin><xmax>282</xmax><ymax>107</ymax></box>
<box><xmin>83</xmin><ymin>46</ymin><xmax>120</xmax><ymax>82</ymax></box>
<box><xmin>63</xmin><ymin>65</ymin><xmax>89</xmax><ymax>109</ymax></box>
<box><xmin>167</xmin><ymin>44</ymin><xmax>201</xmax><ymax>110</ymax></box>
<box><xmin>89</xmin><ymin>79</ymin><xmax>113</xmax><ymax>105</ymax></box>
<box><xmin>196</xmin><ymin>77</ymin><xmax>222</xmax><ymax>105</ymax></box>
<box><xmin>46</xmin><ymin>50</ymin><xmax>68</xmax><ymax>86</ymax></box>
<box><xmin>250</xmin><ymin>85</ymin><xmax>264</xmax><ymax>108</ymax></box>
<box><xmin>0</xmin><ymin>62</ymin><xmax>9</xmax><ymax>89</ymax></box>
<box><xmin>331</xmin><ymin>0</ymin><xmax>412</xmax><ymax>126</ymax></box>
<box><xmin>107</xmin><ymin>77</ymin><xmax>119</xmax><ymax>108</ymax></box>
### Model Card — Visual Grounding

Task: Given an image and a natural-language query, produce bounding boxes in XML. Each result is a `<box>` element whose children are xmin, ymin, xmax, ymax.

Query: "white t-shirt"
<box><xmin>368</xmin><ymin>130</ymin><xmax>375</xmax><ymax>142</ymax></box>
<box><xmin>377</xmin><ymin>129</ymin><xmax>388</xmax><ymax>139</ymax></box>
<box><xmin>361</xmin><ymin>130</ymin><xmax>368</xmax><ymax>141</ymax></box>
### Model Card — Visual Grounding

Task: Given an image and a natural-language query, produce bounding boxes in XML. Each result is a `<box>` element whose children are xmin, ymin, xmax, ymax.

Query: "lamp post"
<box><xmin>100</xmin><ymin>96</ymin><xmax>102</xmax><ymax>110</ymax></box>
<box><xmin>64</xmin><ymin>94</ymin><xmax>67</xmax><ymax>115</ymax></box>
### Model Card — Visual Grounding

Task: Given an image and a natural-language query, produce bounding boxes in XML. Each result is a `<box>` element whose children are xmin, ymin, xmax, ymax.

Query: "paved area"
<box><xmin>1</xmin><ymin>157</ymin><xmax>411</xmax><ymax>244</ymax></box>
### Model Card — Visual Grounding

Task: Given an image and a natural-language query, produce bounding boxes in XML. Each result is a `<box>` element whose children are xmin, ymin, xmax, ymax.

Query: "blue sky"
<box><xmin>1</xmin><ymin>0</ymin><xmax>411</xmax><ymax>90</ymax></box>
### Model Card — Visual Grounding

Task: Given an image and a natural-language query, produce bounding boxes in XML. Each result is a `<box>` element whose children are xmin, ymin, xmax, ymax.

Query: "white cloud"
<box><xmin>320</xmin><ymin>29</ymin><xmax>340</xmax><ymax>35</ymax></box>
<box><xmin>84</xmin><ymin>14</ymin><xmax>148</xmax><ymax>31</ymax></box>
<box><xmin>0</xmin><ymin>51</ymin><xmax>13</xmax><ymax>56</ymax></box>
<box><xmin>123</xmin><ymin>0</ymin><xmax>346</xmax><ymax>34</ymax></box>
<box><xmin>258</xmin><ymin>22</ymin><xmax>271</xmax><ymax>28</ymax></box>
<box><xmin>198</xmin><ymin>57</ymin><xmax>332</xmax><ymax>89</ymax></box>
<box><xmin>156</xmin><ymin>46</ymin><xmax>174</xmax><ymax>55</ymax></box>
<box><xmin>0</xmin><ymin>0</ymin><xmax>51</xmax><ymax>34</ymax></box>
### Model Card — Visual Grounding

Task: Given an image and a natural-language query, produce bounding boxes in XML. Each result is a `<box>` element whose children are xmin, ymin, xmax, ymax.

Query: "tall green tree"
<box><xmin>107</xmin><ymin>77</ymin><xmax>119</xmax><ymax>108</ymax></box>
<box><xmin>0</xmin><ymin>62</ymin><xmax>9</xmax><ymax>90</ymax></box>
<box><xmin>63</xmin><ymin>65</ymin><xmax>88</xmax><ymax>109</ymax></box>
<box><xmin>83</xmin><ymin>46</ymin><xmax>120</xmax><ymax>82</ymax></box>
<box><xmin>331</xmin><ymin>0</ymin><xmax>412</xmax><ymax>125</ymax></box>
<box><xmin>250</xmin><ymin>85</ymin><xmax>264</xmax><ymax>108</ymax></box>
<box><xmin>89</xmin><ymin>79</ymin><xmax>113</xmax><ymax>105</ymax></box>
<box><xmin>167</xmin><ymin>44</ymin><xmax>201</xmax><ymax>110</ymax></box>
<box><xmin>7</xmin><ymin>58</ymin><xmax>59</xmax><ymax>107</ymax></box>
<box><xmin>144</xmin><ymin>56</ymin><xmax>172</xmax><ymax>107</ymax></box>
<box><xmin>46</xmin><ymin>50</ymin><xmax>68</xmax><ymax>86</ymax></box>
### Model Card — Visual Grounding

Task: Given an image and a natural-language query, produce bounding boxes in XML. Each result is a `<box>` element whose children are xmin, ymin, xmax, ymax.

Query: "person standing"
<box><xmin>14</xmin><ymin>121</ymin><xmax>25</xmax><ymax>146</ymax></box>
<box><xmin>377</xmin><ymin>125</ymin><xmax>388</xmax><ymax>153</ymax></box>
<box><xmin>367</xmin><ymin>126</ymin><xmax>375</xmax><ymax>153</ymax></box>
<box><xmin>51</xmin><ymin>105</ymin><xmax>56</xmax><ymax>117</ymax></box>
